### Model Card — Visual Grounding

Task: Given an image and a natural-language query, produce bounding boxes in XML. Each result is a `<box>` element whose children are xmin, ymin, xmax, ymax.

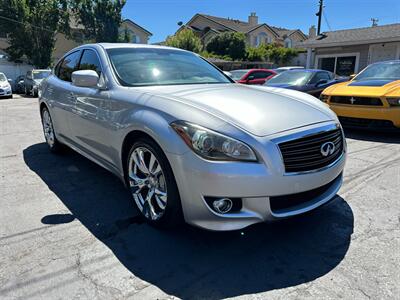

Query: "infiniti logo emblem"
<box><xmin>320</xmin><ymin>142</ymin><xmax>335</xmax><ymax>157</ymax></box>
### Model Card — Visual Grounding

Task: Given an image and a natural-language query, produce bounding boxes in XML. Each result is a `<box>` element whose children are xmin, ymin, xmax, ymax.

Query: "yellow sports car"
<box><xmin>320</xmin><ymin>60</ymin><xmax>400</xmax><ymax>129</ymax></box>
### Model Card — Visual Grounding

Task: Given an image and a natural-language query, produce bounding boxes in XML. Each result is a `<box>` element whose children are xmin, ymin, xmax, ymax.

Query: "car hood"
<box><xmin>323</xmin><ymin>79</ymin><xmax>400</xmax><ymax>97</ymax></box>
<box><xmin>141</xmin><ymin>84</ymin><xmax>334</xmax><ymax>136</ymax></box>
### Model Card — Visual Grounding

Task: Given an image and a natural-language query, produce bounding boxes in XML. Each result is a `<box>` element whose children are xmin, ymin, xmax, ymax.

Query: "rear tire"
<box><xmin>41</xmin><ymin>107</ymin><xmax>63</xmax><ymax>153</ymax></box>
<box><xmin>125</xmin><ymin>137</ymin><xmax>183</xmax><ymax>228</ymax></box>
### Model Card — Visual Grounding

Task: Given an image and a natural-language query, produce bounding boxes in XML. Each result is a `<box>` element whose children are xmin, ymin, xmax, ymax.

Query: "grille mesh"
<box><xmin>330</xmin><ymin>96</ymin><xmax>383</xmax><ymax>106</ymax></box>
<box><xmin>279</xmin><ymin>128</ymin><xmax>343</xmax><ymax>173</ymax></box>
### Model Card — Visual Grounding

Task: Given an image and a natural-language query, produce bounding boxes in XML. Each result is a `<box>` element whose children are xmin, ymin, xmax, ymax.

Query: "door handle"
<box><xmin>67</xmin><ymin>92</ymin><xmax>76</xmax><ymax>102</ymax></box>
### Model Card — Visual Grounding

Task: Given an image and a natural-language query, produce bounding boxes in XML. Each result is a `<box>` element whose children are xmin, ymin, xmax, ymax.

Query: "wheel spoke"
<box><xmin>132</xmin><ymin>149</ymin><xmax>150</xmax><ymax>175</ymax></box>
<box><xmin>149</xmin><ymin>153</ymin><xmax>156</xmax><ymax>174</ymax></box>
<box><xmin>144</xmin><ymin>189</ymin><xmax>157</xmax><ymax>220</ymax></box>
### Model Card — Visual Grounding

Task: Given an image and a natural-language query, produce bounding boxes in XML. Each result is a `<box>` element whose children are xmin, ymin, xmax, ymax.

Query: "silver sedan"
<box><xmin>39</xmin><ymin>43</ymin><xmax>346</xmax><ymax>231</ymax></box>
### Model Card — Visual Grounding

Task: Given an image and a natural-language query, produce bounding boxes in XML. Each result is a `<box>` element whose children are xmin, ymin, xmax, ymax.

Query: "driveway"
<box><xmin>0</xmin><ymin>96</ymin><xmax>399</xmax><ymax>299</ymax></box>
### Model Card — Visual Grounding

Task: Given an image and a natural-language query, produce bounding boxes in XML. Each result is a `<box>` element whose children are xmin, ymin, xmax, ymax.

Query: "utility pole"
<box><xmin>316</xmin><ymin>0</ymin><xmax>323</xmax><ymax>35</ymax></box>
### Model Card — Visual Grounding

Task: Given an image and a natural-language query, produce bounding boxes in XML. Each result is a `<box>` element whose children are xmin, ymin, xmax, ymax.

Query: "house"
<box><xmin>300</xmin><ymin>23</ymin><xmax>400</xmax><ymax>76</ymax></box>
<box><xmin>119</xmin><ymin>19</ymin><xmax>153</xmax><ymax>44</ymax></box>
<box><xmin>0</xmin><ymin>18</ymin><xmax>152</xmax><ymax>65</ymax></box>
<box><xmin>179</xmin><ymin>13</ymin><xmax>307</xmax><ymax>48</ymax></box>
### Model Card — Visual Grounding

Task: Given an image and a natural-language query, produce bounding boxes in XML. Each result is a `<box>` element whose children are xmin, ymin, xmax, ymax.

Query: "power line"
<box><xmin>323</xmin><ymin>11</ymin><xmax>333</xmax><ymax>31</ymax></box>
<box><xmin>0</xmin><ymin>15</ymin><xmax>55</xmax><ymax>33</ymax></box>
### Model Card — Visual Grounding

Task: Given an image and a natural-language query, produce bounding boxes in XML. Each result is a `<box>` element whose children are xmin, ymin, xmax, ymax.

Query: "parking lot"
<box><xmin>0</xmin><ymin>95</ymin><xmax>399</xmax><ymax>299</ymax></box>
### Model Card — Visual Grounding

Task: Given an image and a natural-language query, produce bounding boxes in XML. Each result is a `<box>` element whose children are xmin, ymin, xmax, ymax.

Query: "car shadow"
<box><xmin>23</xmin><ymin>143</ymin><xmax>354</xmax><ymax>299</ymax></box>
<box><xmin>344</xmin><ymin>128</ymin><xmax>400</xmax><ymax>144</ymax></box>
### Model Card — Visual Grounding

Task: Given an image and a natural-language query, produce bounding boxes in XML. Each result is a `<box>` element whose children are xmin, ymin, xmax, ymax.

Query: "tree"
<box><xmin>0</xmin><ymin>0</ymin><xmax>70</xmax><ymax>68</ymax></box>
<box><xmin>267</xmin><ymin>44</ymin><xmax>298</xmax><ymax>65</ymax></box>
<box><xmin>72</xmin><ymin>0</ymin><xmax>126</xmax><ymax>43</ymax></box>
<box><xmin>165</xmin><ymin>29</ymin><xmax>202</xmax><ymax>53</ymax></box>
<box><xmin>245</xmin><ymin>43</ymin><xmax>299</xmax><ymax>64</ymax></box>
<box><xmin>206</xmin><ymin>32</ymin><xmax>246</xmax><ymax>61</ymax></box>
<box><xmin>246</xmin><ymin>44</ymin><xmax>268</xmax><ymax>61</ymax></box>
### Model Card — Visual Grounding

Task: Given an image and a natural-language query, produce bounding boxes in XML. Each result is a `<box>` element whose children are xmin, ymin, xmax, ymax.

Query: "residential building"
<box><xmin>179</xmin><ymin>13</ymin><xmax>307</xmax><ymax>48</ymax></box>
<box><xmin>300</xmin><ymin>23</ymin><xmax>400</xmax><ymax>76</ymax></box>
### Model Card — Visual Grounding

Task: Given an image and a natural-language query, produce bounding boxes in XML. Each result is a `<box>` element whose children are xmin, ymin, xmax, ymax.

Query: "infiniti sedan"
<box><xmin>39</xmin><ymin>44</ymin><xmax>346</xmax><ymax>231</ymax></box>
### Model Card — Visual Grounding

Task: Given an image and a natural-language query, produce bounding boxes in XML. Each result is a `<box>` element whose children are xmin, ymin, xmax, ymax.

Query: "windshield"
<box><xmin>230</xmin><ymin>70</ymin><xmax>248</xmax><ymax>80</ymax></box>
<box><xmin>0</xmin><ymin>73</ymin><xmax>6</xmax><ymax>82</ymax></box>
<box><xmin>107</xmin><ymin>48</ymin><xmax>231</xmax><ymax>87</ymax></box>
<box><xmin>32</xmin><ymin>71</ymin><xmax>51</xmax><ymax>80</ymax></box>
<box><xmin>354</xmin><ymin>61</ymin><xmax>400</xmax><ymax>82</ymax></box>
<box><xmin>266</xmin><ymin>71</ymin><xmax>313</xmax><ymax>86</ymax></box>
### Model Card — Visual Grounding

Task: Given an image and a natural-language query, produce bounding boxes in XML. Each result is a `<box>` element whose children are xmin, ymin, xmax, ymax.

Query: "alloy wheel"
<box><xmin>42</xmin><ymin>109</ymin><xmax>55</xmax><ymax>147</ymax></box>
<box><xmin>128</xmin><ymin>147</ymin><xmax>168</xmax><ymax>220</ymax></box>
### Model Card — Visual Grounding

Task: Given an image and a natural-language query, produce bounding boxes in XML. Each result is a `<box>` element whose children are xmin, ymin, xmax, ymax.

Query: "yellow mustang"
<box><xmin>320</xmin><ymin>60</ymin><xmax>400</xmax><ymax>129</ymax></box>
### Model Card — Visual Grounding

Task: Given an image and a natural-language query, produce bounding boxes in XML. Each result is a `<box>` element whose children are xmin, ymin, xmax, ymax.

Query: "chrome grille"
<box><xmin>330</xmin><ymin>96</ymin><xmax>383</xmax><ymax>106</ymax></box>
<box><xmin>278</xmin><ymin>128</ymin><xmax>343</xmax><ymax>173</ymax></box>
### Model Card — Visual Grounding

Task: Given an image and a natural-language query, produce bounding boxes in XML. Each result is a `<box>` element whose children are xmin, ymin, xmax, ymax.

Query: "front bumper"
<box><xmin>329</xmin><ymin>104</ymin><xmax>400</xmax><ymax>128</ymax></box>
<box><xmin>0</xmin><ymin>86</ymin><xmax>12</xmax><ymax>97</ymax></box>
<box><xmin>167</xmin><ymin>122</ymin><xmax>346</xmax><ymax>231</ymax></box>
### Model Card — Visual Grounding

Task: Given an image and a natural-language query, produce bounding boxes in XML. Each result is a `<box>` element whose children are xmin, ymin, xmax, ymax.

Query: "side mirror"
<box><xmin>316</xmin><ymin>79</ymin><xmax>328</xmax><ymax>86</ymax></box>
<box><xmin>72</xmin><ymin>70</ymin><xmax>99</xmax><ymax>88</ymax></box>
<box><xmin>7</xmin><ymin>78</ymin><xmax>12</xmax><ymax>83</ymax></box>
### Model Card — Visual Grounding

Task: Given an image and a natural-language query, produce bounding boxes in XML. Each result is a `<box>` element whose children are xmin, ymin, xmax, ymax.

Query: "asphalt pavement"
<box><xmin>0</xmin><ymin>95</ymin><xmax>399</xmax><ymax>299</ymax></box>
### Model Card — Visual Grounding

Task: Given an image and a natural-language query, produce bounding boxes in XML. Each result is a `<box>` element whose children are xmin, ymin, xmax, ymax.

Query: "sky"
<box><xmin>122</xmin><ymin>0</ymin><xmax>400</xmax><ymax>43</ymax></box>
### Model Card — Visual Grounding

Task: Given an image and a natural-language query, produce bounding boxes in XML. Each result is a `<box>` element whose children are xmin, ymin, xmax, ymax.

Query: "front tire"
<box><xmin>126</xmin><ymin>137</ymin><xmax>182</xmax><ymax>228</ymax></box>
<box><xmin>41</xmin><ymin>107</ymin><xmax>62</xmax><ymax>153</ymax></box>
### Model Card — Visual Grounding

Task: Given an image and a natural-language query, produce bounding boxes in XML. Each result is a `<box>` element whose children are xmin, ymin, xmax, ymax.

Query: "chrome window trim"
<box><xmin>272</xmin><ymin>122</ymin><xmax>345</xmax><ymax>176</ymax></box>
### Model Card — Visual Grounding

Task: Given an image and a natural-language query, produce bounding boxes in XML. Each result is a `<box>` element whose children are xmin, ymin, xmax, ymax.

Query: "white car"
<box><xmin>0</xmin><ymin>72</ymin><xmax>13</xmax><ymax>99</ymax></box>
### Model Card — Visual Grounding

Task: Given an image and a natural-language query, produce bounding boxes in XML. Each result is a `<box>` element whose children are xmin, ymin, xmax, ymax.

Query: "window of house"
<box><xmin>256</xmin><ymin>33</ymin><xmax>268</xmax><ymax>46</ymax></box>
<box><xmin>58</xmin><ymin>51</ymin><xmax>81</xmax><ymax>82</ymax></box>
<box><xmin>284</xmin><ymin>38</ymin><xmax>292</xmax><ymax>48</ymax></box>
<box><xmin>78</xmin><ymin>49</ymin><xmax>102</xmax><ymax>75</ymax></box>
<box><xmin>318</xmin><ymin>55</ymin><xmax>357</xmax><ymax>76</ymax></box>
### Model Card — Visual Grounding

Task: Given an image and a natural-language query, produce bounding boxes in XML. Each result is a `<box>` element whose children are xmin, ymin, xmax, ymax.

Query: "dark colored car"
<box><xmin>230</xmin><ymin>69</ymin><xmax>277</xmax><ymax>85</ymax></box>
<box><xmin>264</xmin><ymin>69</ymin><xmax>347</xmax><ymax>97</ymax></box>
<box><xmin>15</xmin><ymin>75</ymin><xmax>25</xmax><ymax>94</ymax></box>
<box><xmin>24</xmin><ymin>69</ymin><xmax>51</xmax><ymax>97</ymax></box>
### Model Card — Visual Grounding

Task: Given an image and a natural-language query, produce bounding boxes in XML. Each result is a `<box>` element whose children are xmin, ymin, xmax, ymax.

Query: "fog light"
<box><xmin>212</xmin><ymin>198</ymin><xmax>233</xmax><ymax>214</ymax></box>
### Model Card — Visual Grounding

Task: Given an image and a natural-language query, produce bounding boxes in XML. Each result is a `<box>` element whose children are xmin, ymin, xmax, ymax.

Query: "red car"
<box><xmin>229</xmin><ymin>69</ymin><xmax>277</xmax><ymax>85</ymax></box>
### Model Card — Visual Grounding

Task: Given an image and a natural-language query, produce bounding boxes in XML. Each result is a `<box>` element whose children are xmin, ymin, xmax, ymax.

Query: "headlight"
<box><xmin>320</xmin><ymin>94</ymin><xmax>329</xmax><ymax>102</ymax></box>
<box><xmin>171</xmin><ymin>121</ymin><xmax>257</xmax><ymax>162</ymax></box>
<box><xmin>387</xmin><ymin>98</ymin><xmax>400</xmax><ymax>107</ymax></box>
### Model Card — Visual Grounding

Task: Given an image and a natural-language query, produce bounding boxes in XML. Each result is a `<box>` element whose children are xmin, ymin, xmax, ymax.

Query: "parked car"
<box><xmin>15</xmin><ymin>75</ymin><xmax>25</xmax><ymax>94</ymax></box>
<box><xmin>275</xmin><ymin>66</ymin><xmax>304</xmax><ymax>72</ymax></box>
<box><xmin>25</xmin><ymin>69</ymin><xmax>51</xmax><ymax>97</ymax></box>
<box><xmin>265</xmin><ymin>69</ymin><xmax>345</xmax><ymax>97</ymax></box>
<box><xmin>39</xmin><ymin>44</ymin><xmax>346</xmax><ymax>231</ymax></box>
<box><xmin>229</xmin><ymin>69</ymin><xmax>277</xmax><ymax>85</ymax></box>
<box><xmin>0</xmin><ymin>72</ymin><xmax>13</xmax><ymax>99</ymax></box>
<box><xmin>320</xmin><ymin>60</ymin><xmax>400</xmax><ymax>130</ymax></box>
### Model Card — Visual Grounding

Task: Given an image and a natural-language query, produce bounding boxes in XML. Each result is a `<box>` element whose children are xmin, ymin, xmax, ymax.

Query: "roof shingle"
<box><xmin>301</xmin><ymin>23</ymin><xmax>400</xmax><ymax>47</ymax></box>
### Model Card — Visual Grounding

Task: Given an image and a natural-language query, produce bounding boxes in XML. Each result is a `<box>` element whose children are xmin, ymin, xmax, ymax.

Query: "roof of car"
<box><xmin>285</xmin><ymin>69</ymin><xmax>327</xmax><ymax>73</ymax></box>
<box><xmin>97</xmin><ymin>43</ymin><xmax>186</xmax><ymax>52</ymax></box>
